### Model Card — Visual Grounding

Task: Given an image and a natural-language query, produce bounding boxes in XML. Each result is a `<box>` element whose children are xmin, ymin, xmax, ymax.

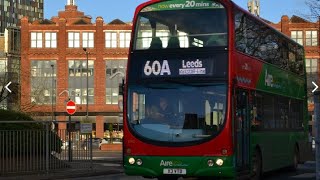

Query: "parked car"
<box><xmin>99</xmin><ymin>138</ymin><xmax>110</xmax><ymax>149</ymax></box>
<box><xmin>61</xmin><ymin>141</ymin><xmax>68</xmax><ymax>150</ymax></box>
<box><xmin>112</xmin><ymin>138</ymin><xmax>122</xmax><ymax>144</ymax></box>
<box><xmin>61</xmin><ymin>141</ymin><xmax>78</xmax><ymax>150</ymax></box>
<box><xmin>98</xmin><ymin>137</ymin><xmax>123</xmax><ymax>149</ymax></box>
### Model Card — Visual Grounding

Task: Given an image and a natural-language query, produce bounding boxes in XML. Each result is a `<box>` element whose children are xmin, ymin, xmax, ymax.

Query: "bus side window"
<box><xmin>206</xmin><ymin>35</ymin><xmax>227</xmax><ymax>46</ymax></box>
<box><xmin>252</xmin><ymin>92</ymin><xmax>263</xmax><ymax>129</ymax></box>
<box><xmin>251</xmin><ymin>106</ymin><xmax>262</xmax><ymax>127</ymax></box>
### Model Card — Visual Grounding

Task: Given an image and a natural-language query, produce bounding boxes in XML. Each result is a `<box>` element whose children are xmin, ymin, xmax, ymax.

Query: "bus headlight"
<box><xmin>136</xmin><ymin>159</ymin><xmax>143</xmax><ymax>166</ymax></box>
<box><xmin>216</xmin><ymin>159</ymin><xmax>224</xmax><ymax>166</ymax></box>
<box><xmin>207</xmin><ymin>159</ymin><xmax>214</xmax><ymax>167</ymax></box>
<box><xmin>128</xmin><ymin>157</ymin><xmax>135</xmax><ymax>165</ymax></box>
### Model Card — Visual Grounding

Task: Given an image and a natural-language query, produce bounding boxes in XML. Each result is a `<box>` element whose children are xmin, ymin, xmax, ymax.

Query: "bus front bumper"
<box><xmin>124</xmin><ymin>155</ymin><xmax>235</xmax><ymax>178</ymax></box>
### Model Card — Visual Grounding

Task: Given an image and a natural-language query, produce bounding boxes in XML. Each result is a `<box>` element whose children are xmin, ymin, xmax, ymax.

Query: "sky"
<box><xmin>44</xmin><ymin>0</ymin><xmax>311</xmax><ymax>24</ymax></box>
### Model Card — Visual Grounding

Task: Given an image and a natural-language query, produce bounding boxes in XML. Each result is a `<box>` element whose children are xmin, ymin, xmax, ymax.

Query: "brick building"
<box><xmin>20</xmin><ymin>1</ymin><xmax>131</xmax><ymax>138</ymax></box>
<box><xmin>270</xmin><ymin>15</ymin><xmax>320</xmax><ymax>135</ymax></box>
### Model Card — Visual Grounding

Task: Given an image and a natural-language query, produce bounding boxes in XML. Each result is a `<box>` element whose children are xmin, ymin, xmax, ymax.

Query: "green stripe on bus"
<box><xmin>124</xmin><ymin>155</ymin><xmax>235</xmax><ymax>178</ymax></box>
<box><xmin>141</xmin><ymin>0</ymin><xmax>224</xmax><ymax>12</ymax></box>
<box><xmin>256</xmin><ymin>64</ymin><xmax>305</xmax><ymax>99</ymax></box>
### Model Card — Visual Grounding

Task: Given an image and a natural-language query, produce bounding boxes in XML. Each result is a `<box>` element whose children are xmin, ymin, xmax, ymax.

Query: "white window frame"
<box><xmin>45</xmin><ymin>32</ymin><xmax>57</xmax><ymax>48</ymax></box>
<box><xmin>68</xmin><ymin>32</ymin><xmax>80</xmax><ymax>48</ymax></box>
<box><xmin>119</xmin><ymin>32</ymin><xmax>131</xmax><ymax>48</ymax></box>
<box><xmin>82</xmin><ymin>32</ymin><xmax>94</xmax><ymax>48</ymax></box>
<box><xmin>105</xmin><ymin>32</ymin><xmax>117</xmax><ymax>48</ymax></box>
<box><xmin>31</xmin><ymin>32</ymin><xmax>43</xmax><ymax>48</ymax></box>
<box><xmin>305</xmin><ymin>58</ymin><xmax>318</xmax><ymax>73</ymax></box>
<box><xmin>291</xmin><ymin>31</ymin><xmax>303</xmax><ymax>45</ymax></box>
<box><xmin>306</xmin><ymin>30</ymin><xmax>318</xmax><ymax>46</ymax></box>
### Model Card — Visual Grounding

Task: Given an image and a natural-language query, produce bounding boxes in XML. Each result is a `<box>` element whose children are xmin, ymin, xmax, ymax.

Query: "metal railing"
<box><xmin>0</xmin><ymin>121</ymin><xmax>93</xmax><ymax>175</ymax></box>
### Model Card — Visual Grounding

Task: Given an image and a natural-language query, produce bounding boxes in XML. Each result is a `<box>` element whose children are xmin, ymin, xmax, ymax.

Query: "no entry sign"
<box><xmin>66</xmin><ymin>100</ymin><xmax>76</xmax><ymax>115</ymax></box>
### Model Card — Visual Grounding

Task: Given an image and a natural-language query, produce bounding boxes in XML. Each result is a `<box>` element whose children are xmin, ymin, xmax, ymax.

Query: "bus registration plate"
<box><xmin>163</xmin><ymin>168</ymin><xmax>186</xmax><ymax>175</ymax></box>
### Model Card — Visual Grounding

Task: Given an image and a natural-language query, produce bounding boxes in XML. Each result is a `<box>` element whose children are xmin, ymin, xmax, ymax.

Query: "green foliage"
<box><xmin>0</xmin><ymin>110</ymin><xmax>62</xmax><ymax>156</ymax></box>
<box><xmin>0</xmin><ymin>109</ymin><xmax>42</xmax><ymax>130</ymax></box>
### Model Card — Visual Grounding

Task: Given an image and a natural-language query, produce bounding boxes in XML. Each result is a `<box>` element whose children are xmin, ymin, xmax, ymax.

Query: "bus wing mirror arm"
<box><xmin>119</xmin><ymin>78</ymin><xmax>125</xmax><ymax>95</ymax></box>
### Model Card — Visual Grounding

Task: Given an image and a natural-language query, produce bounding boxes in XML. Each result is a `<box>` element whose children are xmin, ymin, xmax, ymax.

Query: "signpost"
<box><xmin>66</xmin><ymin>100</ymin><xmax>76</xmax><ymax>162</ymax></box>
<box><xmin>80</xmin><ymin>123</ymin><xmax>93</xmax><ymax>134</ymax></box>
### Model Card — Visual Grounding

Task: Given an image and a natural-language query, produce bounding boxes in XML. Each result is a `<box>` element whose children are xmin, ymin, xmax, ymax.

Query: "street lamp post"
<box><xmin>51</xmin><ymin>64</ymin><xmax>54</xmax><ymax>122</ymax></box>
<box><xmin>83</xmin><ymin>48</ymin><xmax>89</xmax><ymax>121</ymax></box>
<box><xmin>82</xmin><ymin>48</ymin><xmax>92</xmax><ymax>168</ymax></box>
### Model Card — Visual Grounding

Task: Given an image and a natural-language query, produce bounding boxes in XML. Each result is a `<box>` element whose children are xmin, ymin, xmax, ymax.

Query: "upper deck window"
<box><xmin>134</xmin><ymin>1</ymin><xmax>227</xmax><ymax>50</ymax></box>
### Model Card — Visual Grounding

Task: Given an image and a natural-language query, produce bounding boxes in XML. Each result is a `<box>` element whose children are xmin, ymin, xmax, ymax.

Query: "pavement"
<box><xmin>0</xmin><ymin>158</ymin><xmax>315</xmax><ymax>180</ymax></box>
<box><xmin>1</xmin><ymin>165</ymin><xmax>123</xmax><ymax>180</ymax></box>
<box><xmin>0</xmin><ymin>152</ymin><xmax>124</xmax><ymax>180</ymax></box>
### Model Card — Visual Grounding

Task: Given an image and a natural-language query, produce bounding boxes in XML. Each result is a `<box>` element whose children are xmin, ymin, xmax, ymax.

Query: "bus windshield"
<box><xmin>134</xmin><ymin>1</ymin><xmax>227</xmax><ymax>50</ymax></box>
<box><xmin>128</xmin><ymin>83</ymin><xmax>227</xmax><ymax>143</ymax></box>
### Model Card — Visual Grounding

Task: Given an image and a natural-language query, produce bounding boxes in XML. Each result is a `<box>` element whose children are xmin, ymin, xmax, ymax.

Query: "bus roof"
<box><xmin>134</xmin><ymin>0</ymin><xmax>304</xmax><ymax>50</ymax></box>
<box><xmin>230</xmin><ymin>0</ymin><xmax>304</xmax><ymax>49</ymax></box>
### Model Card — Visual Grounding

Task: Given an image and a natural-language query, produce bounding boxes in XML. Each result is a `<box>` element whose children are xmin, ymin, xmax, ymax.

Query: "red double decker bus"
<box><xmin>122</xmin><ymin>0</ymin><xmax>310</xmax><ymax>179</ymax></box>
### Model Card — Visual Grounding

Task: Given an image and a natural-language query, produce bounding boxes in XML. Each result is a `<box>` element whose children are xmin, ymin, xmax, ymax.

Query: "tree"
<box><xmin>0</xmin><ymin>56</ymin><xmax>20</xmax><ymax>111</ymax></box>
<box><xmin>0</xmin><ymin>59</ymin><xmax>10</xmax><ymax>109</ymax></box>
<box><xmin>305</xmin><ymin>0</ymin><xmax>320</xmax><ymax>19</ymax></box>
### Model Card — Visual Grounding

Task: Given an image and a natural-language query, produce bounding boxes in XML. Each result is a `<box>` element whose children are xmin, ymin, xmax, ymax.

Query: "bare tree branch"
<box><xmin>305</xmin><ymin>0</ymin><xmax>320</xmax><ymax>19</ymax></box>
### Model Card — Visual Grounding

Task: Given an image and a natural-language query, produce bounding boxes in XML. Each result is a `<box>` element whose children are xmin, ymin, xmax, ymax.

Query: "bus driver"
<box><xmin>147</xmin><ymin>97</ymin><xmax>172</xmax><ymax>123</ymax></box>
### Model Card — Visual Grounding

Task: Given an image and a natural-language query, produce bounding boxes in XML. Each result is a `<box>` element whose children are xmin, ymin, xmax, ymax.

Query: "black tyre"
<box><xmin>291</xmin><ymin>146</ymin><xmax>299</xmax><ymax>171</ymax></box>
<box><xmin>252</xmin><ymin>149</ymin><xmax>262</xmax><ymax>180</ymax></box>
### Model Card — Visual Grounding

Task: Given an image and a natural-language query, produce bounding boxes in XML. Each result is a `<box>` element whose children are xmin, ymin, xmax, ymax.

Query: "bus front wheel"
<box><xmin>252</xmin><ymin>149</ymin><xmax>262</xmax><ymax>180</ymax></box>
<box><xmin>290</xmin><ymin>146</ymin><xmax>299</xmax><ymax>171</ymax></box>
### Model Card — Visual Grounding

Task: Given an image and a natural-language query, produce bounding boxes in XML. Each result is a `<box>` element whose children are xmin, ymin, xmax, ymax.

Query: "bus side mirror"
<box><xmin>119</xmin><ymin>78</ymin><xmax>124</xmax><ymax>95</ymax></box>
<box><xmin>118</xmin><ymin>79</ymin><xmax>124</xmax><ymax>111</ymax></box>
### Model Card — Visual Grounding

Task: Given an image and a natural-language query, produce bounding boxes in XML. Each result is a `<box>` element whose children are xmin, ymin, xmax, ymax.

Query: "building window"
<box><xmin>45</xmin><ymin>32</ymin><xmax>57</xmax><ymax>48</ymax></box>
<box><xmin>31</xmin><ymin>32</ymin><xmax>42</xmax><ymax>48</ymax></box>
<box><xmin>106</xmin><ymin>59</ymin><xmax>126</xmax><ymax>104</ymax></box>
<box><xmin>291</xmin><ymin>31</ymin><xmax>303</xmax><ymax>45</ymax></box>
<box><xmin>82</xmin><ymin>32</ymin><xmax>94</xmax><ymax>48</ymax></box>
<box><xmin>31</xmin><ymin>60</ymin><xmax>56</xmax><ymax>104</ymax></box>
<box><xmin>68</xmin><ymin>60</ymin><xmax>94</xmax><ymax>104</ymax></box>
<box><xmin>119</xmin><ymin>32</ymin><xmax>131</xmax><ymax>48</ymax></box>
<box><xmin>105</xmin><ymin>32</ymin><xmax>117</xmax><ymax>48</ymax></box>
<box><xmin>68</xmin><ymin>32</ymin><xmax>80</xmax><ymax>48</ymax></box>
<box><xmin>306</xmin><ymin>58</ymin><xmax>318</xmax><ymax>73</ymax></box>
<box><xmin>306</xmin><ymin>59</ymin><xmax>318</xmax><ymax>101</ymax></box>
<box><xmin>306</xmin><ymin>31</ymin><xmax>318</xmax><ymax>46</ymax></box>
